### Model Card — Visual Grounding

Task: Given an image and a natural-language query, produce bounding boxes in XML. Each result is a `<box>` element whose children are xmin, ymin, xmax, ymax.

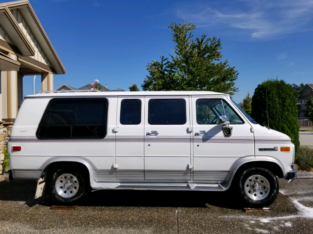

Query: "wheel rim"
<box><xmin>55</xmin><ymin>173</ymin><xmax>79</xmax><ymax>198</ymax></box>
<box><xmin>244</xmin><ymin>174</ymin><xmax>270</xmax><ymax>201</ymax></box>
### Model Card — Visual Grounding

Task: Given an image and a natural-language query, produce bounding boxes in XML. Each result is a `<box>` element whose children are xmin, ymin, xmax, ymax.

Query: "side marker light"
<box><xmin>281</xmin><ymin>147</ymin><xmax>290</xmax><ymax>152</ymax></box>
<box><xmin>12</xmin><ymin>146</ymin><xmax>21</xmax><ymax>152</ymax></box>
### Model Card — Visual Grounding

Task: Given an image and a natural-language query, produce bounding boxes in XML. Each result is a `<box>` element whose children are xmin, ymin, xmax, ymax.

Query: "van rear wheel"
<box><xmin>238</xmin><ymin>167</ymin><xmax>278</xmax><ymax>208</ymax></box>
<box><xmin>49</xmin><ymin>168</ymin><xmax>86</xmax><ymax>204</ymax></box>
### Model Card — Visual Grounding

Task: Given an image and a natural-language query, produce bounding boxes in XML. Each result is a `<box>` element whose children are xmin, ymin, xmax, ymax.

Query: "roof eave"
<box><xmin>0</xmin><ymin>6</ymin><xmax>35</xmax><ymax>56</ymax></box>
<box><xmin>3</xmin><ymin>0</ymin><xmax>66</xmax><ymax>74</ymax></box>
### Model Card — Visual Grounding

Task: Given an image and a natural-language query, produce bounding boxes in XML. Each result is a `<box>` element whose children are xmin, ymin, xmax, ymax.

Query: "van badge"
<box><xmin>259</xmin><ymin>147</ymin><xmax>278</xmax><ymax>151</ymax></box>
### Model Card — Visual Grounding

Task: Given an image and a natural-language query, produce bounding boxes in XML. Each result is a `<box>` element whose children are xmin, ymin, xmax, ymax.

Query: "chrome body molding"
<box><xmin>12</xmin><ymin>169</ymin><xmax>42</xmax><ymax>179</ymax></box>
<box><xmin>194</xmin><ymin>171</ymin><xmax>228</xmax><ymax>183</ymax></box>
<box><xmin>92</xmin><ymin>182</ymin><xmax>225</xmax><ymax>192</ymax></box>
<box><xmin>220</xmin><ymin>156</ymin><xmax>285</xmax><ymax>190</ymax></box>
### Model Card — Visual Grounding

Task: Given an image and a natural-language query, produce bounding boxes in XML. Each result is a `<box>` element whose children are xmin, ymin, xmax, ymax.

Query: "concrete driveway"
<box><xmin>0</xmin><ymin>178</ymin><xmax>313</xmax><ymax>233</ymax></box>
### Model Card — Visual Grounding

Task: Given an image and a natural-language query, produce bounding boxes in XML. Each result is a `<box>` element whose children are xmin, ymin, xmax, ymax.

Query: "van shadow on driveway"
<box><xmin>0</xmin><ymin>179</ymin><xmax>244</xmax><ymax>210</ymax></box>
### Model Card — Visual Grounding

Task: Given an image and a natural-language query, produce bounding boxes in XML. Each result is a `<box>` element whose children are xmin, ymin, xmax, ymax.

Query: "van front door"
<box><xmin>192</xmin><ymin>96</ymin><xmax>254</xmax><ymax>183</ymax></box>
<box><xmin>144</xmin><ymin>96</ymin><xmax>192</xmax><ymax>182</ymax></box>
<box><xmin>115</xmin><ymin>96</ymin><xmax>145</xmax><ymax>181</ymax></box>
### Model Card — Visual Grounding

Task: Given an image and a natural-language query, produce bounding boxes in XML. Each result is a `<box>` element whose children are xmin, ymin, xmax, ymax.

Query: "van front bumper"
<box><xmin>285</xmin><ymin>169</ymin><xmax>297</xmax><ymax>182</ymax></box>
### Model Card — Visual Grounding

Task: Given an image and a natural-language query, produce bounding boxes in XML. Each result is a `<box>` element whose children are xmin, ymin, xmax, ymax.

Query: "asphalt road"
<box><xmin>299</xmin><ymin>132</ymin><xmax>313</xmax><ymax>148</ymax></box>
<box><xmin>0</xmin><ymin>178</ymin><xmax>313</xmax><ymax>233</ymax></box>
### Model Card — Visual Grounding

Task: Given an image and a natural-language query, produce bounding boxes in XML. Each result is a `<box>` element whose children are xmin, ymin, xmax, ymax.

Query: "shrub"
<box><xmin>251</xmin><ymin>79</ymin><xmax>300</xmax><ymax>155</ymax></box>
<box><xmin>3</xmin><ymin>146</ymin><xmax>9</xmax><ymax>171</ymax></box>
<box><xmin>296</xmin><ymin>146</ymin><xmax>313</xmax><ymax>171</ymax></box>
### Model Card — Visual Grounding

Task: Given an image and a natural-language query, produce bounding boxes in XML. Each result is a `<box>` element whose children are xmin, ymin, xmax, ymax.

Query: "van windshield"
<box><xmin>231</xmin><ymin>98</ymin><xmax>258</xmax><ymax>124</ymax></box>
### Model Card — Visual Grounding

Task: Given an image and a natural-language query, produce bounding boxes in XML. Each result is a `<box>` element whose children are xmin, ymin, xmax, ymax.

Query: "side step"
<box><xmin>92</xmin><ymin>182</ymin><xmax>226</xmax><ymax>192</ymax></box>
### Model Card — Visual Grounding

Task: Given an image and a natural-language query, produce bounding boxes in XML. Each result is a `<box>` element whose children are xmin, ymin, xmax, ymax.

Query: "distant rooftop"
<box><xmin>55</xmin><ymin>84</ymin><xmax>125</xmax><ymax>92</ymax></box>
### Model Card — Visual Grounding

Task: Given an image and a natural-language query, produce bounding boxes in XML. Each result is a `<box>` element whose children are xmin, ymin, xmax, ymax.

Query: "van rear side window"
<box><xmin>37</xmin><ymin>98</ymin><xmax>108</xmax><ymax>139</ymax></box>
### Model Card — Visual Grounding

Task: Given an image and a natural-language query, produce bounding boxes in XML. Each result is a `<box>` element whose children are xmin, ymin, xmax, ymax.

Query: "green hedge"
<box><xmin>3</xmin><ymin>146</ymin><xmax>9</xmax><ymax>171</ymax></box>
<box><xmin>251</xmin><ymin>79</ymin><xmax>300</xmax><ymax>155</ymax></box>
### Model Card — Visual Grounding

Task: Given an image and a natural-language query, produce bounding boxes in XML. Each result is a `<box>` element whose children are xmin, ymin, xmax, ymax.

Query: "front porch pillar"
<box><xmin>41</xmin><ymin>72</ymin><xmax>54</xmax><ymax>92</ymax></box>
<box><xmin>6</xmin><ymin>70</ymin><xmax>18</xmax><ymax>121</ymax></box>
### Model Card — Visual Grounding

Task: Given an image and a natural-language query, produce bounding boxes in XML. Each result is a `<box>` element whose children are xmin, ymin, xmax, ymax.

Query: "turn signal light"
<box><xmin>281</xmin><ymin>147</ymin><xmax>290</xmax><ymax>152</ymax></box>
<box><xmin>12</xmin><ymin>146</ymin><xmax>21</xmax><ymax>152</ymax></box>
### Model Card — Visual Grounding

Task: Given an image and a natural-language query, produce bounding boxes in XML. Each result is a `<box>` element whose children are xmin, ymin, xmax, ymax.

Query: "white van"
<box><xmin>8</xmin><ymin>91</ymin><xmax>296</xmax><ymax>207</ymax></box>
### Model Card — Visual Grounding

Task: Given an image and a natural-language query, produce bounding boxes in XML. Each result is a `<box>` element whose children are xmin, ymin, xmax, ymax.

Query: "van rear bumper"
<box><xmin>11</xmin><ymin>169</ymin><xmax>42</xmax><ymax>179</ymax></box>
<box><xmin>285</xmin><ymin>169</ymin><xmax>297</xmax><ymax>182</ymax></box>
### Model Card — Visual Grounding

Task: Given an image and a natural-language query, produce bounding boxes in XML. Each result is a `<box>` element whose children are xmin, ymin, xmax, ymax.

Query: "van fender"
<box><xmin>220</xmin><ymin>155</ymin><xmax>285</xmax><ymax>190</ymax></box>
<box><xmin>39</xmin><ymin>156</ymin><xmax>97</xmax><ymax>184</ymax></box>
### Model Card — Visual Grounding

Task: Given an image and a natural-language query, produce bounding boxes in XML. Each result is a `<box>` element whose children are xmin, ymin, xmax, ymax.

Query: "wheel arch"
<box><xmin>221</xmin><ymin>156</ymin><xmax>284</xmax><ymax>190</ymax></box>
<box><xmin>40</xmin><ymin>157</ymin><xmax>96</xmax><ymax>184</ymax></box>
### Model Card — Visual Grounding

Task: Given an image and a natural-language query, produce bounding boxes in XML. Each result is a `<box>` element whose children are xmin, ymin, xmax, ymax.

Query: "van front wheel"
<box><xmin>49</xmin><ymin>169</ymin><xmax>86</xmax><ymax>204</ymax></box>
<box><xmin>238</xmin><ymin>167</ymin><xmax>278</xmax><ymax>208</ymax></box>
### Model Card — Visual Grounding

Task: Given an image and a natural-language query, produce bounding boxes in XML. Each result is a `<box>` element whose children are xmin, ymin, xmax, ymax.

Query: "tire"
<box><xmin>238</xmin><ymin>167</ymin><xmax>279</xmax><ymax>208</ymax></box>
<box><xmin>48</xmin><ymin>168</ymin><xmax>87</xmax><ymax>205</ymax></box>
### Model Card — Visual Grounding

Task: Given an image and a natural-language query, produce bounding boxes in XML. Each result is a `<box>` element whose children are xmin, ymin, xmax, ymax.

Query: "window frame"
<box><xmin>36</xmin><ymin>97</ymin><xmax>109</xmax><ymax>140</ymax></box>
<box><xmin>120</xmin><ymin>99</ymin><xmax>142</xmax><ymax>125</ymax></box>
<box><xmin>195</xmin><ymin>98</ymin><xmax>245</xmax><ymax>125</ymax></box>
<box><xmin>148</xmin><ymin>98</ymin><xmax>187</xmax><ymax>125</ymax></box>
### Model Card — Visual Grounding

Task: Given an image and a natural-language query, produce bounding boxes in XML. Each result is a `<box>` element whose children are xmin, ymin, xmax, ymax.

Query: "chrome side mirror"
<box><xmin>218</xmin><ymin>115</ymin><xmax>233</xmax><ymax>137</ymax></box>
<box><xmin>218</xmin><ymin>115</ymin><xmax>230</xmax><ymax>126</ymax></box>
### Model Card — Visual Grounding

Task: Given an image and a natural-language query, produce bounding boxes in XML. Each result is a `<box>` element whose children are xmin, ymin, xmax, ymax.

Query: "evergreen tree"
<box><xmin>242</xmin><ymin>92</ymin><xmax>252</xmax><ymax>115</ymax></box>
<box><xmin>142</xmin><ymin>21</ymin><xmax>239</xmax><ymax>95</ymax></box>
<box><xmin>251</xmin><ymin>79</ymin><xmax>300</xmax><ymax>154</ymax></box>
<box><xmin>129</xmin><ymin>84</ymin><xmax>139</xmax><ymax>91</ymax></box>
<box><xmin>291</xmin><ymin>83</ymin><xmax>305</xmax><ymax>98</ymax></box>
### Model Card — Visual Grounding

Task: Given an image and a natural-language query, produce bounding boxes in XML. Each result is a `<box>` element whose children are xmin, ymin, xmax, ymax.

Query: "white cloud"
<box><xmin>176</xmin><ymin>0</ymin><xmax>313</xmax><ymax>39</ymax></box>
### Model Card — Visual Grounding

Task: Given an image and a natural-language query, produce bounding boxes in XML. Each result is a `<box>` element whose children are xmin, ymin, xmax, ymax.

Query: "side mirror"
<box><xmin>218</xmin><ymin>115</ymin><xmax>230</xmax><ymax>126</ymax></box>
<box><xmin>218</xmin><ymin>115</ymin><xmax>233</xmax><ymax>137</ymax></box>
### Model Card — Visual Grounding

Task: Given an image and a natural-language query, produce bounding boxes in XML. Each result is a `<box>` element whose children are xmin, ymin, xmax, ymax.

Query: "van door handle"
<box><xmin>147</xmin><ymin>131</ymin><xmax>158</xmax><ymax>136</ymax></box>
<box><xmin>113</xmin><ymin>127</ymin><xmax>119</xmax><ymax>133</ymax></box>
<box><xmin>195</xmin><ymin>130</ymin><xmax>206</xmax><ymax>136</ymax></box>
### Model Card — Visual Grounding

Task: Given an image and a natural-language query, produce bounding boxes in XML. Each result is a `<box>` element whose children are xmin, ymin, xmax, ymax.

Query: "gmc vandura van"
<box><xmin>8</xmin><ymin>91</ymin><xmax>296</xmax><ymax>207</ymax></box>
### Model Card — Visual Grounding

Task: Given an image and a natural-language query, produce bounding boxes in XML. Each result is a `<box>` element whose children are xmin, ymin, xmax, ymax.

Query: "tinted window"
<box><xmin>37</xmin><ymin>98</ymin><xmax>108</xmax><ymax>139</ymax></box>
<box><xmin>120</xmin><ymin>99</ymin><xmax>141</xmax><ymax>124</ymax></box>
<box><xmin>196</xmin><ymin>99</ymin><xmax>243</xmax><ymax>124</ymax></box>
<box><xmin>148</xmin><ymin>99</ymin><xmax>186</xmax><ymax>125</ymax></box>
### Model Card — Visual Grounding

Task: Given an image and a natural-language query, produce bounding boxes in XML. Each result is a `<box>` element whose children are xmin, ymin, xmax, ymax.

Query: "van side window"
<box><xmin>120</xmin><ymin>99</ymin><xmax>141</xmax><ymax>125</ymax></box>
<box><xmin>196</xmin><ymin>99</ymin><xmax>243</xmax><ymax>124</ymax></box>
<box><xmin>37</xmin><ymin>98</ymin><xmax>108</xmax><ymax>139</ymax></box>
<box><xmin>148</xmin><ymin>99</ymin><xmax>186</xmax><ymax>125</ymax></box>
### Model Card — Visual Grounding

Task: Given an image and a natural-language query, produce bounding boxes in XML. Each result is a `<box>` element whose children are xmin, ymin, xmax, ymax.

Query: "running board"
<box><xmin>92</xmin><ymin>182</ymin><xmax>226</xmax><ymax>192</ymax></box>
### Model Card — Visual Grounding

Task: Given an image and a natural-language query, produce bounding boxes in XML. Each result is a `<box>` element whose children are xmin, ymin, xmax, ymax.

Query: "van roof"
<box><xmin>25</xmin><ymin>91</ymin><xmax>228</xmax><ymax>98</ymax></box>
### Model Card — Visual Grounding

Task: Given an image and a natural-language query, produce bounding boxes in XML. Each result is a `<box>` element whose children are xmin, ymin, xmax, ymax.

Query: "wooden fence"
<box><xmin>298</xmin><ymin>119</ymin><xmax>313</xmax><ymax>127</ymax></box>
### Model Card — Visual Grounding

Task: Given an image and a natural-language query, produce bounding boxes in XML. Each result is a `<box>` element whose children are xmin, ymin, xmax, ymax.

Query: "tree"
<box><xmin>242</xmin><ymin>92</ymin><xmax>252</xmax><ymax>115</ymax></box>
<box><xmin>129</xmin><ymin>84</ymin><xmax>139</xmax><ymax>91</ymax></box>
<box><xmin>142</xmin><ymin>21</ymin><xmax>239</xmax><ymax>95</ymax></box>
<box><xmin>251</xmin><ymin>79</ymin><xmax>300</xmax><ymax>154</ymax></box>
<box><xmin>305</xmin><ymin>95</ymin><xmax>313</xmax><ymax>126</ymax></box>
<box><xmin>291</xmin><ymin>83</ymin><xmax>305</xmax><ymax>98</ymax></box>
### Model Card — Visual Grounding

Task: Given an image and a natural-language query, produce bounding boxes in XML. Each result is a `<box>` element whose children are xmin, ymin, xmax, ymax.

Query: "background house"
<box><xmin>0</xmin><ymin>0</ymin><xmax>65</xmax><ymax>172</ymax></box>
<box><xmin>297</xmin><ymin>84</ymin><xmax>313</xmax><ymax>119</ymax></box>
<box><xmin>56</xmin><ymin>84</ymin><xmax>124</xmax><ymax>92</ymax></box>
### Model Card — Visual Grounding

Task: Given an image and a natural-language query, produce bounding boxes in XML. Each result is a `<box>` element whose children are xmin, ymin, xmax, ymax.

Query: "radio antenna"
<box><xmin>266</xmin><ymin>87</ymin><xmax>270</xmax><ymax>129</ymax></box>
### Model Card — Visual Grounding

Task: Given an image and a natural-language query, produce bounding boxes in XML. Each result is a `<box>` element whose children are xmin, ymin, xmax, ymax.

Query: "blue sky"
<box><xmin>17</xmin><ymin>0</ymin><xmax>313</xmax><ymax>102</ymax></box>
